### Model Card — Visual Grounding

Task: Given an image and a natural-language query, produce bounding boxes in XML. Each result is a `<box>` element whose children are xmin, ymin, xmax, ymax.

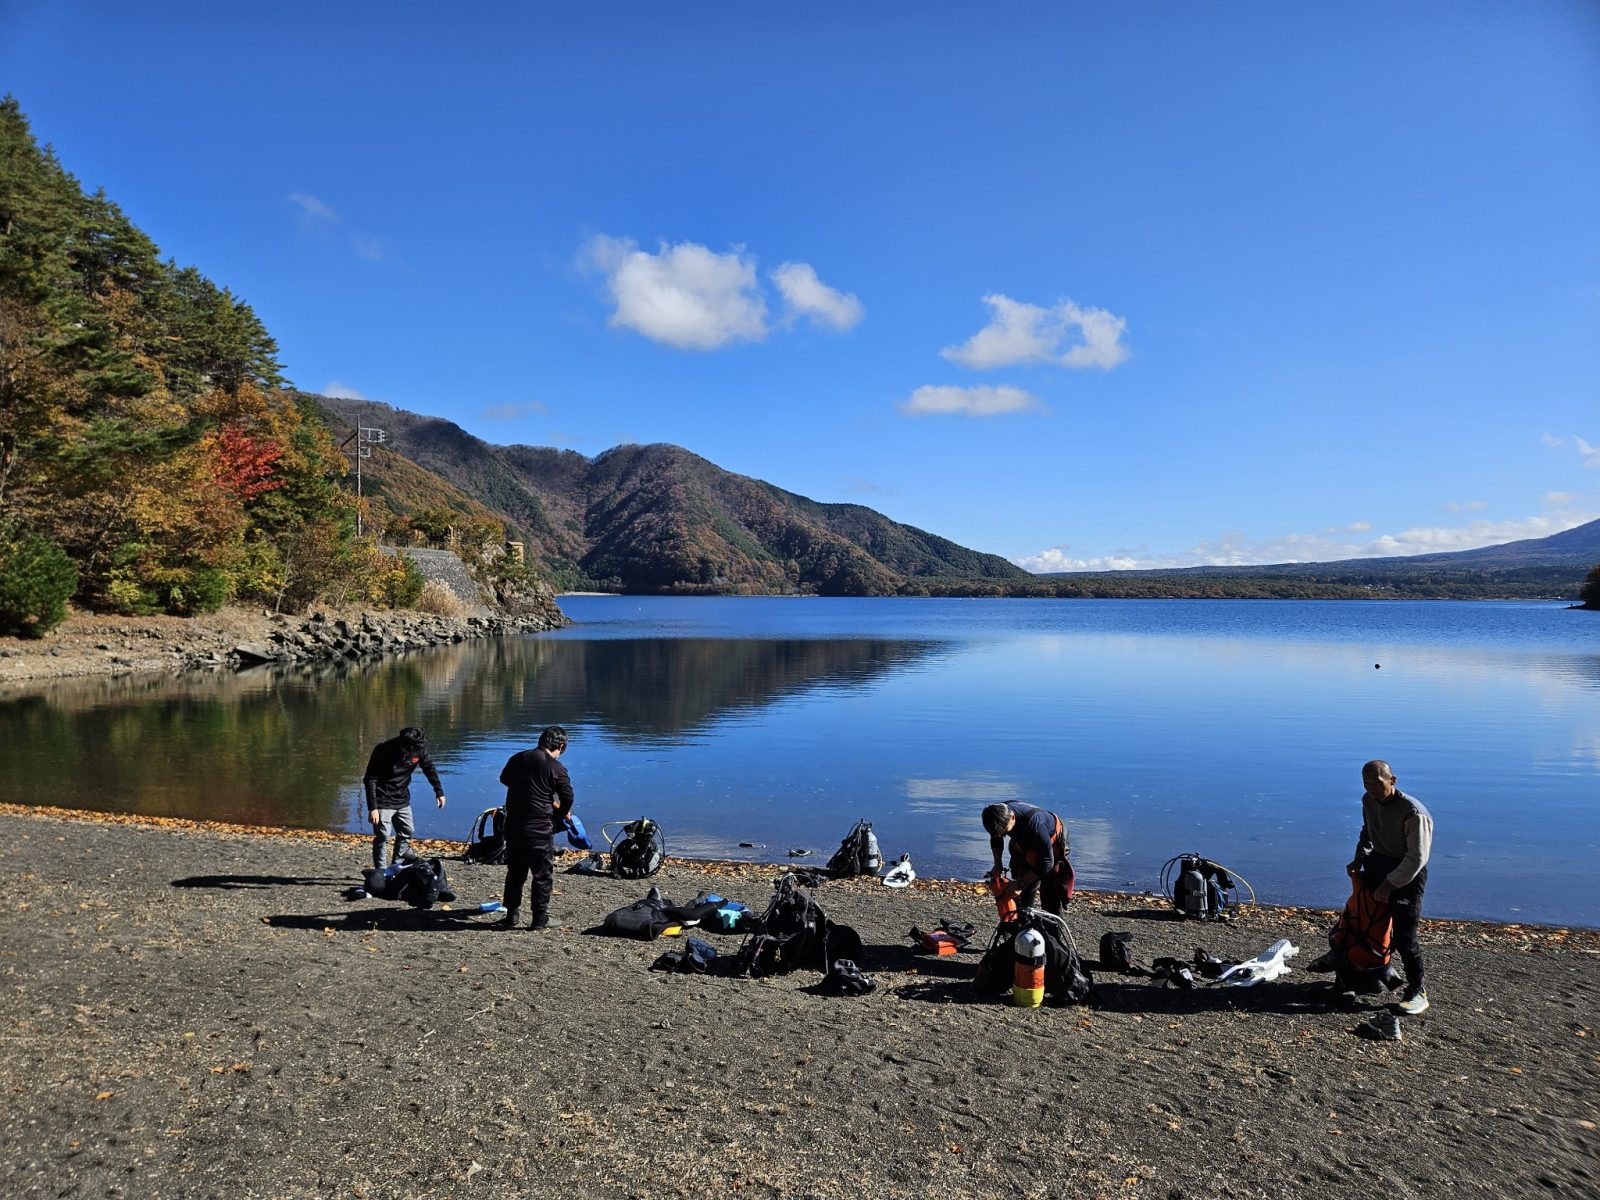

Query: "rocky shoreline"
<box><xmin>0</xmin><ymin>603</ymin><xmax>569</xmax><ymax>690</ymax></box>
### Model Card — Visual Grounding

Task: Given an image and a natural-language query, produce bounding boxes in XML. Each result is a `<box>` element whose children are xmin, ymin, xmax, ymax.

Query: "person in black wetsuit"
<box><xmin>363</xmin><ymin>726</ymin><xmax>446</xmax><ymax>870</ymax></box>
<box><xmin>497</xmin><ymin>725</ymin><xmax>574</xmax><ymax>930</ymax></box>
<box><xmin>982</xmin><ymin>801</ymin><xmax>1073</xmax><ymax>913</ymax></box>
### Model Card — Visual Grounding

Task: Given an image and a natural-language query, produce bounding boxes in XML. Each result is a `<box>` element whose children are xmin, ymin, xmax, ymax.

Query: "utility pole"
<box><xmin>347</xmin><ymin>425</ymin><xmax>386</xmax><ymax>538</ymax></box>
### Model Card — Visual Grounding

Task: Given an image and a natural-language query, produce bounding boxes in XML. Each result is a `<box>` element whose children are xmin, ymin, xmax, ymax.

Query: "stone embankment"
<box><xmin>227</xmin><ymin>609</ymin><xmax>561</xmax><ymax>667</ymax></box>
<box><xmin>0</xmin><ymin>603</ymin><xmax>568</xmax><ymax>689</ymax></box>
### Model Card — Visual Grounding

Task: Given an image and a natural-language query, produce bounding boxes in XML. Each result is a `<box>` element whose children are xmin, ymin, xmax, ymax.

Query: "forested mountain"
<box><xmin>316</xmin><ymin>396</ymin><xmax>1030</xmax><ymax>595</ymax></box>
<box><xmin>0</xmin><ymin>98</ymin><xmax>489</xmax><ymax>633</ymax></box>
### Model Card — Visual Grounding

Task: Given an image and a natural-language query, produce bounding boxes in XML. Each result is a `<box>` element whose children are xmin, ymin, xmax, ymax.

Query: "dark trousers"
<box><xmin>1363</xmin><ymin>857</ymin><xmax>1427</xmax><ymax>989</ymax></box>
<box><xmin>1388</xmin><ymin>868</ymin><xmax>1427</xmax><ymax>989</ymax></box>
<box><xmin>1018</xmin><ymin>861</ymin><xmax>1074</xmax><ymax>915</ymax></box>
<box><xmin>502</xmin><ymin>830</ymin><xmax>554</xmax><ymax>918</ymax></box>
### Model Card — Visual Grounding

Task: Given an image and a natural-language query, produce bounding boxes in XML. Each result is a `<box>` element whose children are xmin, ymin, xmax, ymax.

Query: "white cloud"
<box><xmin>1017</xmin><ymin>502</ymin><xmax>1600</xmax><ymax>572</ymax></box>
<box><xmin>1543</xmin><ymin>433</ymin><xmax>1600</xmax><ymax>468</ymax></box>
<box><xmin>584</xmin><ymin>235</ymin><xmax>767</xmax><ymax>350</ymax></box>
<box><xmin>1017</xmin><ymin>549</ymin><xmax>1143</xmax><ymax>572</ymax></box>
<box><xmin>483</xmin><ymin>402</ymin><xmax>549</xmax><ymax>421</ymax></box>
<box><xmin>771</xmin><ymin>262</ymin><xmax>864</xmax><ymax>331</ymax></box>
<box><xmin>352</xmin><ymin>235</ymin><xmax>384</xmax><ymax>261</ymax></box>
<box><xmin>942</xmin><ymin>293</ymin><xmax>1129</xmax><ymax>371</ymax></box>
<box><xmin>1442</xmin><ymin>500</ymin><xmax>1486</xmax><ymax>513</ymax></box>
<box><xmin>899</xmin><ymin>384</ymin><xmax>1043</xmax><ymax>417</ymax></box>
<box><xmin>322</xmin><ymin>381</ymin><xmax>366</xmax><ymax>400</ymax></box>
<box><xmin>288</xmin><ymin>193</ymin><xmax>337</xmax><ymax>221</ymax></box>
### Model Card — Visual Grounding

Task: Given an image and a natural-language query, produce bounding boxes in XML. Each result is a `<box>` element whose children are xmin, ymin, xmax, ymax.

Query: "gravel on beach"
<box><xmin>2</xmin><ymin>807</ymin><xmax>1596</xmax><ymax>1200</ymax></box>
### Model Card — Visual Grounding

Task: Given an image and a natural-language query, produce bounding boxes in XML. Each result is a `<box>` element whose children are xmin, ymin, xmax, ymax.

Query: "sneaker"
<box><xmin>1305</xmin><ymin>951</ymin><xmax>1338</xmax><ymax>973</ymax></box>
<box><xmin>527</xmin><ymin>913</ymin><xmax>550</xmax><ymax>931</ymax></box>
<box><xmin>1396</xmin><ymin>988</ymin><xmax>1430</xmax><ymax>1015</ymax></box>
<box><xmin>495</xmin><ymin>908</ymin><xmax>522</xmax><ymax>930</ymax></box>
<box><xmin>1353</xmin><ymin>1013</ymin><xmax>1402</xmax><ymax>1041</ymax></box>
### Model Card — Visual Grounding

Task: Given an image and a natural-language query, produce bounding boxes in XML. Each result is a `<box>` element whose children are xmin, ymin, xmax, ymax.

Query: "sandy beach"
<box><xmin>1</xmin><ymin>806</ymin><xmax>1595</xmax><ymax>1200</ymax></box>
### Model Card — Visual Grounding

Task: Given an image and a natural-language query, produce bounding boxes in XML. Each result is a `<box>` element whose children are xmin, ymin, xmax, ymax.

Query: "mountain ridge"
<box><xmin>315</xmin><ymin>395</ymin><xmax>1597</xmax><ymax>601</ymax></box>
<box><xmin>314</xmin><ymin>395</ymin><xmax>1029</xmax><ymax>595</ymax></box>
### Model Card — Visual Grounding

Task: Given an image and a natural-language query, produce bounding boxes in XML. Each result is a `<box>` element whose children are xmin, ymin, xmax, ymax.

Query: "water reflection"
<box><xmin>0</xmin><ymin>635</ymin><xmax>944</xmax><ymax>829</ymax></box>
<box><xmin>5</xmin><ymin>596</ymin><xmax>1599</xmax><ymax>925</ymax></box>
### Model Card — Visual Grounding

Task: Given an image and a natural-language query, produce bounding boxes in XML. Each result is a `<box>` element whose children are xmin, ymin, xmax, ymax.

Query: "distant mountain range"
<box><xmin>315</xmin><ymin>396</ymin><xmax>1028</xmax><ymax>595</ymax></box>
<box><xmin>316</xmin><ymin>395</ymin><xmax>1597</xmax><ymax>600</ymax></box>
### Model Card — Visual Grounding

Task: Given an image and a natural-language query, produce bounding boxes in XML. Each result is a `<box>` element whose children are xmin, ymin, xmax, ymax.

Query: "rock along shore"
<box><xmin>0</xmin><ymin>602</ymin><xmax>568</xmax><ymax>691</ymax></box>
<box><xmin>1</xmin><ymin>806</ymin><xmax>1596</xmax><ymax>1200</ymax></box>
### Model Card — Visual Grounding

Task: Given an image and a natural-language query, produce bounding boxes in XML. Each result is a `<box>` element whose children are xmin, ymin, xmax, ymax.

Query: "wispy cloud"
<box><xmin>482</xmin><ymin>402</ymin><xmax>549</xmax><ymax>422</ymax></box>
<box><xmin>289</xmin><ymin>193</ymin><xmax>338</xmax><ymax>221</ymax></box>
<box><xmin>899</xmin><ymin>384</ymin><xmax>1043</xmax><ymax>418</ymax></box>
<box><xmin>838</xmin><ymin>475</ymin><xmax>894</xmax><ymax>497</ymax></box>
<box><xmin>1543</xmin><ymin>433</ymin><xmax>1600</xmax><ymax>468</ymax></box>
<box><xmin>322</xmin><ymin>381</ymin><xmax>366</xmax><ymax>400</ymax></box>
<box><xmin>352</xmin><ymin>235</ymin><xmax>384</xmax><ymax>261</ymax></box>
<box><xmin>1017</xmin><ymin>502</ymin><xmax>1599</xmax><ymax>572</ymax></box>
<box><xmin>770</xmin><ymin>262</ymin><xmax>864</xmax><ymax>331</ymax></box>
<box><xmin>942</xmin><ymin>293</ymin><xmax>1129</xmax><ymax>371</ymax></box>
<box><xmin>583</xmin><ymin>235</ymin><xmax>767</xmax><ymax>350</ymax></box>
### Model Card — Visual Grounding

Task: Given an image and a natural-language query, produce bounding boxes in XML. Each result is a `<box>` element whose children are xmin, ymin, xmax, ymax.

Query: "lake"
<box><xmin>5</xmin><ymin>597</ymin><xmax>1597</xmax><ymax>926</ymax></box>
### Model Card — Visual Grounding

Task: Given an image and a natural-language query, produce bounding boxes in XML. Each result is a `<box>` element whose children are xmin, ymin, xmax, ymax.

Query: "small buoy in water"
<box><xmin>1375</xmin><ymin>663</ymin><xmax>1381</xmax><ymax>669</ymax></box>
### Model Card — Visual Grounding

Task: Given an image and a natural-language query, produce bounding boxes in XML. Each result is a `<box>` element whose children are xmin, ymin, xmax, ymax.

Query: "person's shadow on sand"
<box><xmin>1097</xmin><ymin>907</ymin><xmax>1195</xmax><ymax>922</ymax></box>
<box><xmin>265</xmin><ymin>908</ymin><xmax>503</xmax><ymax>932</ymax></box>
<box><xmin>172</xmin><ymin>874</ymin><xmax>347</xmax><ymax>890</ymax></box>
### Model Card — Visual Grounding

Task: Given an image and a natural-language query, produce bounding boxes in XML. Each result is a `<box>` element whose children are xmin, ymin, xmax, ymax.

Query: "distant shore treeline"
<box><xmin>0</xmin><ymin>98</ymin><xmax>544</xmax><ymax>636</ymax></box>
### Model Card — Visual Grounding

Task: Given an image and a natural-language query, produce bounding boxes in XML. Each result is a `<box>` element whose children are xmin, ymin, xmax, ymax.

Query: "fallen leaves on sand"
<box><xmin>94</xmin><ymin>1091</ymin><xmax>114</xmax><ymax>1101</ymax></box>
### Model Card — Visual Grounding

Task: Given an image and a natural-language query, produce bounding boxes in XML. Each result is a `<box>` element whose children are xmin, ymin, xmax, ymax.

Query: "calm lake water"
<box><xmin>5</xmin><ymin>597</ymin><xmax>1598</xmax><ymax>926</ymax></box>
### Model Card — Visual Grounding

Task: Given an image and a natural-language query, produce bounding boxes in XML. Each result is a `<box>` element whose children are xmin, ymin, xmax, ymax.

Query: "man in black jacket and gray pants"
<box><xmin>498</xmin><ymin>726</ymin><xmax>574</xmax><ymax>930</ymax></box>
<box><xmin>363</xmin><ymin>726</ymin><xmax>447</xmax><ymax>870</ymax></box>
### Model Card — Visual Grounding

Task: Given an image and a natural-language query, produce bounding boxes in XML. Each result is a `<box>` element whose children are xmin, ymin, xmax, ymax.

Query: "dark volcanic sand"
<box><xmin>1</xmin><ymin>809</ymin><xmax>1596</xmax><ymax>1200</ymax></box>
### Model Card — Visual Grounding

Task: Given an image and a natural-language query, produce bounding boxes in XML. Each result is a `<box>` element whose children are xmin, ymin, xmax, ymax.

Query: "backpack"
<box><xmin>462</xmin><ymin>807</ymin><xmax>507</xmax><ymax>865</ymax></box>
<box><xmin>825</xmin><ymin>819</ymin><xmax>883</xmax><ymax>878</ymax></box>
<box><xmin>737</xmin><ymin>873</ymin><xmax>863</xmax><ymax>977</ymax></box>
<box><xmin>365</xmin><ymin>857</ymin><xmax>456</xmax><ymax>909</ymax></box>
<box><xmin>605</xmin><ymin>818</ymin><xmax>665</xmax><ymax>879</ymax></box>
<box><xmin>973</xmin><ymin>909</ymin><xmax>1095</xmax><ymax>1005</ymax></box>
<box><xmin>1099</xmin><ymin>930</ymin><xmax>1136</xmax><ymax>974</ymax></box>
<box><xmin>1162</xmin><ymin>853</ymin><xmax>1237</xmax><ymax>920</ymax></box>
<box><xmin>1329</xmin><ymin>875</ymin><xmax>1394</xmax><ymax>982</ymax></box>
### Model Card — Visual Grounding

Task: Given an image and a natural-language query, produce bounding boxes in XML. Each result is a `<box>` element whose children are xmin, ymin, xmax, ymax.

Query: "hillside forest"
<box><xmin>0</xmin><ymin>99</ymin><xmax>534</xmax><ymax>636</ymax></box>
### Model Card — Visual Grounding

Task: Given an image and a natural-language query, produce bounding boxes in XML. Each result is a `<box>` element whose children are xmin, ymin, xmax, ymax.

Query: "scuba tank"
<box><xmin>1177</xmin><ymin>856</ymin><xmax>1210</xmax><ymax>919</ymax></box>
<box><xmin>1011</xmin><ymin>927</ymin><xmax>1046</xmax><ymax>1008</ymax></box>
<box><xmin>863</xmin><ymin>826</ymin><xmax>883</xmax><ymax>874</ymax></box>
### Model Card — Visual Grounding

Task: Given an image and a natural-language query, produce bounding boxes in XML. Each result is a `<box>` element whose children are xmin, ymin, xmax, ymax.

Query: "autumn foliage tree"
<box><xmin>0</xmin><ymin>96</ymin><xmax>401</xmax><ymax>616</ymax></box>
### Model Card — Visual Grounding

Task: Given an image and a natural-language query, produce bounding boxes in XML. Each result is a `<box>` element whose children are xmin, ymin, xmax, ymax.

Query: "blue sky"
<box><xmin>4</xmin><ymin>3</ymin><xmax>1597</xmax><ymax>569</ymax></box>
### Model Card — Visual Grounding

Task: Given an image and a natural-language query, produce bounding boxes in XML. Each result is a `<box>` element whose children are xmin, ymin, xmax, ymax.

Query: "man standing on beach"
<box><xmin>982</xmin><ymin>802</ymin><xmax>1073</xmax><ymax>913</ymax></box>
<box><xmin>498</xmin><ymin>725</ymin><xmax>574</xmax><ymax>930</ymax></box>
<box><xmin>363</xmin><ymin>726</ymin><xmax>447</xmax><ymax>870</ymax></box>
<box><xmin>1349</xmin><ymin>758</ymin><xmax>1434</xmax><ymax>1015</ymax></box>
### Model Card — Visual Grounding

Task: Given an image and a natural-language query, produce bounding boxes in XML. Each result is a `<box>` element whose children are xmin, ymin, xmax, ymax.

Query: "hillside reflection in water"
<box><xmin>0</xmin><ymin>634</ymin><xmax>945</xmax><ymax>829</ymax></box>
